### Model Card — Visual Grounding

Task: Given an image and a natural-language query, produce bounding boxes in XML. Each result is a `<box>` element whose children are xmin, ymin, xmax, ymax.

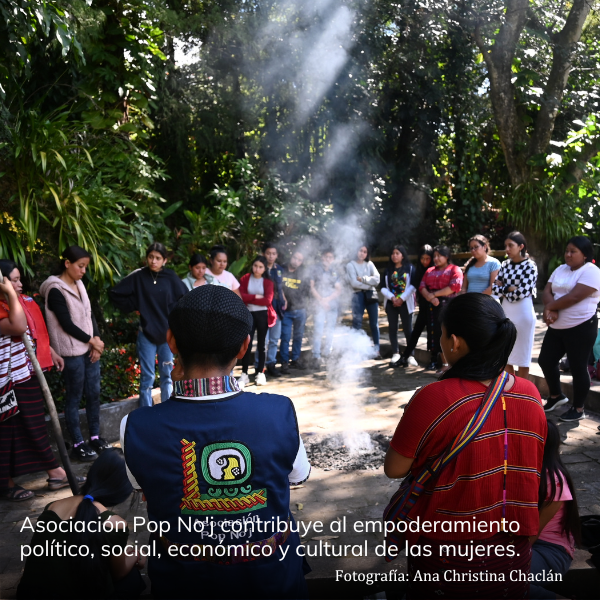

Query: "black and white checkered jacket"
<box><xmin>492</xmin><ymin>257</ymin><xmax>538</xmax><ymax>302</ymax></box>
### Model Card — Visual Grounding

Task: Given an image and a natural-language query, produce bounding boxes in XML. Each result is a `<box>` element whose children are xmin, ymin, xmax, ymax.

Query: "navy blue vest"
<box><xmin>125</xmin><ymin>390</ymin><xmax>307</xmax><ymax>599</ymax></box>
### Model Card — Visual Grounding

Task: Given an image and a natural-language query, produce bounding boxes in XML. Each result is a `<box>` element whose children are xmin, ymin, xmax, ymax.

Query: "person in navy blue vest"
<box><xmin>119</xmin><ymin>285</ymin><xmax>311</xmax><ymax>599</ymax></box>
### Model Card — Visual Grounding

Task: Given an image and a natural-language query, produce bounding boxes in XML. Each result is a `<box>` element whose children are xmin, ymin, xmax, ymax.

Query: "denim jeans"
<box><xmin>265</xmin><ymin>315</ymin><xmax>282</xmax><ymax>366</ymax></box>
<box><xmin>62</xmin><ymin>352</ymin><xmax>101</xmax><ymax>445</ymax></box>
<box><xmin>530</xmin><ymin>539</ymin><xmax>572</xmax><ymax>599</ymax></box>
<box><xmin>137</xmin><ymin>330</ymin><xmax>173</xmax><ymax>407</ymax></box>
<box><xmin>279</xmin><ymin>309</ymin><xmax>307</xmax><ymax>363</ymax></box>
<box><xmin>351</xmin><ymin>292</ymin><xmax>380</xmax><ymax>349</ymax></box>
<box><xmin>312</xmin><ymin>307</ymin><xmax>338</xmax><ymax>358</ymax></box>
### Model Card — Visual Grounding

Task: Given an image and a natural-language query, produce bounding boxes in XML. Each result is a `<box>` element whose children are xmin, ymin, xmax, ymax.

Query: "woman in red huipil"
<box><xmin>0</xmin><ymin>260</ymin><xmax>84</xmax><ymax>501</ymax></box>
<box><xmin>418</xmin><ymin>245</ymin><xmax>463</xmax><ymax>374</ymax></box>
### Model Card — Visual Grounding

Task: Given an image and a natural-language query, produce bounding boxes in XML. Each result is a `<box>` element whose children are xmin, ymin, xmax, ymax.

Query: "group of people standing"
<box><xmin>12</xmin><ymin>267</ymin><xmax>588</xmax><ymax>600</ymax></box>
<box><xmin>370</xmin><ymin>232</ymin><xmax>600</xmax><ymax>422</ymax></box>
<box><xmin>2</xmin><ymin>230</ymin><xmax>599</xmax><ymax>505</ymax></box>
<box><xmin>4</xmin><ymin>230</ymin><xmax>600</xmax><ymax>600</ymax></box>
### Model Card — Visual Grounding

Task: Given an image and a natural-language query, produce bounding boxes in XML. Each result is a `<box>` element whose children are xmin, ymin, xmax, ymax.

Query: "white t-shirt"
<box><xmin>246</xmin><ymin>276</ymin><xmax>266</xmax><ymax>312</ymax></box>
<box><xmin>206</xmin><ymin>268</ymin><xmax>240</xmax><ymax>290</ymax></box>
<box><xmin>549</xmin><ymin>262</ymin><xmax>600</xmax><ymax>329</ymax></box>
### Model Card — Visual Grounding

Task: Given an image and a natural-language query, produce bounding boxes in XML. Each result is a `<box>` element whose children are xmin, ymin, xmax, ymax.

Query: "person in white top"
<box><xmin>206</xmin><ymin>245</ymin><xmax>241</xmax><ymax>297</ymax></box>
<box><xmin>492</xmin><ymin>231</ymin><xmax>538</xmax><ymax>379</ymax></box>
<box><xmin>539</xmin><ymin>236</ymin><xmax>600</xmax><ymax>422</ymax></box>
<box><xmin>346</xmin><ymin>245</ymin><xmax>381</xmax><ymax>357</ymax></box>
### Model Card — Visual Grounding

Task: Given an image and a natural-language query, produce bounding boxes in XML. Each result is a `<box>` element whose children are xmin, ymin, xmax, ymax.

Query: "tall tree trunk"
<box><xmin>470</xmin><ymin>0</ymin><xmax>593</xmax><ymax>281</ymax></box>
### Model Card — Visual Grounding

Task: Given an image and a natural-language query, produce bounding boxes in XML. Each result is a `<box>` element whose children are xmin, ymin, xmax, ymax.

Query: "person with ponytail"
<box><xmin>461</xmin><ymin>234</ymin><xmax>500</xmax><ymax>295</ymax></box>
<box><xmin>17</xmin><ymin>449</ymin><xmax>145</xmax><ymax>599</ymax></box>
<box><xmin>347</xmin><ymin>244</ymin><xmax>381</xmax><ymax>357</ymax></box>
<box><xmin>529</xmin><ymin>420</ymin><xmax>581</xmax><ymax>599</ymax></box>
<box><xmin>418</xmin><ymin>245</ymin><xmax>463</xmax><ymax>373</ymax></box>
<box><xmin>400</xmin><ymin>245</ymin><xmax>434</xmax><ymax>367</ymax></box>
<box><xmin>385</xmin><ymin>294</ymin><xmax>547</xmax><ymax>598</ymax></box>
<box><xmin>0</xmin><ymin>260</ymin><xmax>84</xmax><ymax>500</ymax></box>
<box><xmin>238</xmin><ymin>255</ymin><xmax>277</xmax><ymax>387</ymax></box>
<box><xmin>109</xmin><ymin>243</ymin><xmax>187</xmax><ymax>407</ymax></box>
<box><xmin>539</xmin><ymin>236</ymin><xmax>600</xmax><ymax>422</ymax></box>
<box><xmin>381</xmin><ymin>245</ymin><xmax>416</xmax><ymax>366</ymax></box>
<box><xmin>492</xmin><ymin>231</ymin><xmax>538</xmax><ymax>379</ymax></box>
<box><xmin>40</xmin><ymin>246</ymin><xmax>108</xmax><ymax>462</ymax></box>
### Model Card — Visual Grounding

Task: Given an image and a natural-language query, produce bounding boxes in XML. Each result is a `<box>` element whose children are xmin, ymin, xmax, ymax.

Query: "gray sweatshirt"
<box><xmin>346</xmin><ymin>261</ymin><xmax>380</xmax><ymax>292</ymax></box>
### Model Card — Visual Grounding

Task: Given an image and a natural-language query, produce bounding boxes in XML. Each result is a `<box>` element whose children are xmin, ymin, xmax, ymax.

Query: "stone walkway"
<box><xmin>2</xmin><ymin>310</ymin><xmax>600</xmax><ymax>598</ymax></box>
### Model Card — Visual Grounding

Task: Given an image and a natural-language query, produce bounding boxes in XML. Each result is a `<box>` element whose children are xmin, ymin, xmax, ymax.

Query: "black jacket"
<box><xmin>109</xmin><ymin>267</ymin><xmax>187</xmax><ymax>344</ymax></box>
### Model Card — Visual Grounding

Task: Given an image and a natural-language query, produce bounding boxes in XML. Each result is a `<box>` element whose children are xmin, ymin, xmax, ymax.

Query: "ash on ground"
<box><xmin>302</xmin><ymin>431</ymin><xmax>391</xmax><ymax>471</ymax></box>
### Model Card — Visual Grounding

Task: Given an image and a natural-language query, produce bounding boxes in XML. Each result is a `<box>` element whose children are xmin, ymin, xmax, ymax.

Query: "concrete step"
<box><xmin>393</xmin><ymin>338</ymin><xmax>600</xmax><ymax>414</ymax></box>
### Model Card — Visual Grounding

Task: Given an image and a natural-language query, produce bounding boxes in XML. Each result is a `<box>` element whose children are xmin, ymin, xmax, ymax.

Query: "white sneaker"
<box><xmin>407</xmin><ymin>356</ymin><xmax>418</xmax><ymax>367</ymax></box>
<box><xmin>390</xmin><ymin>353</ymin><xmax>401</xmax><ymax>365</ymax></box>
<box><xmin>255</xmin><ymin>372</ymin><xmax>267</xmax><ymax>386</ymax></box>
<box><xmin>238</xmin><ymin>373</ymin><xmax>250</xmax><ymax>389</ymax></box>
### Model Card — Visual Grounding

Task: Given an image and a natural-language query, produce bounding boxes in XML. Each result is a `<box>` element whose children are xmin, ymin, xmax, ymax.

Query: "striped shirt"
<box><xmin>0</xmin><ymin>334</ymin><xmax>32</xmax><ymax>387</ymax></box>
<box><xmin>0</xmin><ymin>300</ymin><xmax>33</xmax><ymax>387</ymax></box>
<box><xmin>390</xmin><ymin>376</ymin><xmax>546</xmax><ymax>543</ymax></box>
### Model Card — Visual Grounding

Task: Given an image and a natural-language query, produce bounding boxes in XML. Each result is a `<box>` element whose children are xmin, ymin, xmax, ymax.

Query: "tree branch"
<box><xmin>530</xmin><ymin>0</ymin><xmax>592</xmax><ymax>155</ymax></box>
<box><xmin>525</xmin><ymin>7</ymin><xmax>552</xmax><ymax>39</ymax></box>
<box><xmin>561</xmin><ymin>137</ymin><xmax>600</xmax><ymax>193</ymax></box>
<box><xmin>473</xmin><ymin>0</ymin><xmax>530</xmax><ymax>185</ymax></box>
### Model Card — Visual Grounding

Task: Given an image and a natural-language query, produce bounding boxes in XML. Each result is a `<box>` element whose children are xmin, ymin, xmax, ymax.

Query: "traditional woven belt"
<box><xmin>159</xmin><ymin>518</ymin><xmax>291</xmax><ymax>565</ymax></box>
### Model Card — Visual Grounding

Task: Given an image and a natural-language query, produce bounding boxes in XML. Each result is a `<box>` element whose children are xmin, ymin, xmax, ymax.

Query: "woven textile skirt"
<box><xmin>504</xmin><ymin>296</ymin><xmax>536</xmax><ymax>368</ymax></box>
<box><xmin>407</xmin><ymin>533</ymin><xmax>531</xmax><ymax>599</ymax></box>
<box><xmin>0</xmin><ymin>373</ymin><xmax>59</xmax><ymax>490</ymax></box>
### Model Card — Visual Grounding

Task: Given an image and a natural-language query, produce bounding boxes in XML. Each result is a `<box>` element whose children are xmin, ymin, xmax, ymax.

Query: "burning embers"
<box><xmin>302</xmin><ymin>431</ymin><xmax>390</xmax><ymax>471</ymax></box>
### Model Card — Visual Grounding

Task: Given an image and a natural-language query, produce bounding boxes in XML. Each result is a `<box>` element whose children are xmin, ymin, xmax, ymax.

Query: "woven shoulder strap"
<box><xmin>414</xmin><ymin>370</ymin><xmax>509</xmax><ymax>488</ymax></box>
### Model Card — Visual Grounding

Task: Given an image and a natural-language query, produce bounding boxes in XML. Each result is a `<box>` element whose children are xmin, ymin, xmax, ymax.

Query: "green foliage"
<box><xmin>506</xmin><ymin>180</ymin><xmax>578</xmax><ymax>245</ymax></box>
<box><xmin>0</xmin><ymin>0</ymin><xmax>84</xmax><ymax>100</ymax></box>
<box><xmin>1</xmin><ymin>106</ymin><xmax>167</xmax><ymax>281</ymax></box>
<box><xmin>172</xmin><ymin>158</ymin><xmax>335</xmax><ymax>274</ymax></box>
<box><xmin>2</xmin><ymin>0</ymin><xmax>599</xmax><ymax>279</ymax></box>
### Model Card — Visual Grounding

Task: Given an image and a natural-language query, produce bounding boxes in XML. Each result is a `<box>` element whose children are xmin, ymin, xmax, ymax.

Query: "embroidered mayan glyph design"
<box><xmin>180</xmin><ymin>439</ymin><xmax>267</xmax><ymax>515</ymax></box>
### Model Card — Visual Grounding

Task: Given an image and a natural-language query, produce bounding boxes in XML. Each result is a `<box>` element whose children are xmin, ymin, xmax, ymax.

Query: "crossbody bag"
<box><xmin>350</xmin><ymin>262</ymin><xmax>378</xmax><ymax>305</ymax></box>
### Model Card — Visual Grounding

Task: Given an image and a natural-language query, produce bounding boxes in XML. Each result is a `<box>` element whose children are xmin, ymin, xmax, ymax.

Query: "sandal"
<box><xmin>47</xmin><ymin>475</ymin><xmax>87</xmax><ymax>491</ymax></box>
<box><xmin>3</xmin><ymin>484</ymin><xmax>35</xmax><ymax>502</ymax></box>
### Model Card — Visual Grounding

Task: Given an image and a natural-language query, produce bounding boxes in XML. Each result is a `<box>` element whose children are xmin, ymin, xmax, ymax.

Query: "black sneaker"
<box><xmin>266</xmin><ymin>364</ymin><xmax>281</xmax><ymax>378</ymax></box>
<box><xmin>280</xmin><ymin>362</ymin><xmax>290</xmax><ymax>375</ymax></box>
<box><xmin>559</xmin><ymin>407</ymin><xmax>585</xmax><ymax>422</ymax></box>
<box><xmin>290</xmin><ymin>359</ymin><xmax>307</xmax><ymax>370</ymax></box>
<box><xmin>543</xmin><ymin>394</ymin><xmax>569</xmax><ymax>413</ymax></box>
<box><xmin>89</xmin><ymin>438</ymin><xmax>112</xmax><ymax>453</ymax></box>
<box><xmin>425</xmin><ymin>362</ymin><xmax>438</xmax><ymax>371</ymax></box>
<box><xmin>71</xmin><ymin>443</ymin><xmax>97</xmax><ymax>462</ymax></box>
